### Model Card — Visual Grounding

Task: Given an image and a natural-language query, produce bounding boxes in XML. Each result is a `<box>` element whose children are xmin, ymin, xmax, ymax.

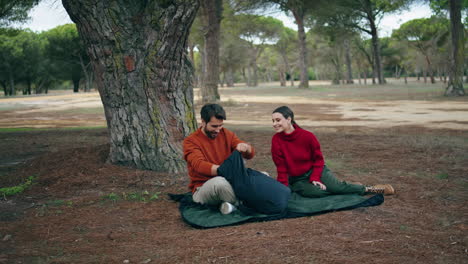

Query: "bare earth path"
<box><xmin>1</xmin><ymin>88</ymin><xmax>468</xmax><ymax>130</ymax></box>
<box><xmin>0</xmin><ymin>83</ymin><xmax>467</xmax><ymax>263</ymax></box>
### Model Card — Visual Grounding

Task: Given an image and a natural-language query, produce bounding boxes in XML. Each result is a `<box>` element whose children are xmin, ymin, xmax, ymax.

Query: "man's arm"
<box><xmin>184</xmin><ymin>138</ymin><xmax>217</xmax><ymax>176</ymax></box>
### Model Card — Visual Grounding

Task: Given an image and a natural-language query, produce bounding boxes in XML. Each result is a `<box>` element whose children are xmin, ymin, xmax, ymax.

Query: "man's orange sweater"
<box><xmin>183</xmin><ymin>127</ymin><xmax>255</xmax><ymax>192</ymax></box>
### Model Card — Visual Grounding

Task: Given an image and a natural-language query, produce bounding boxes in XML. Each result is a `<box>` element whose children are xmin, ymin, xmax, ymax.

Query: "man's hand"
<box><xmin>211</xmin><ymin>164</ymin><xmax>220</xmax><ymax>176</ymax></box>
<box><xmin>236</xmin><ymin>143</ymin><xmax>251</xmax><ymax>154</ymax></box>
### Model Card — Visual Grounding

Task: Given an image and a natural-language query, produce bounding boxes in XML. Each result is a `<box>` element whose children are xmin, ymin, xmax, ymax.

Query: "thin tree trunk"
<box><xmin>445</xmin><ymin>0</ymin><xmax>465</xmax><ymax>96</ymax></box>
<box><xmin>367</xmin><ymin>7</ymin><xmax>385</xmax><ymax>84</ymax></box>
<box><xmin>344</xmin><ymin>39</ymin><xmax>354</xmax><ymax>84</ymax></box>
<box><xmin>199</xmin><ymin>48</ymin><xmax>206</xmax><ymax>88</ymax></box>
<box><xmin>226</xmin><ymin>67</ymin><xmax>234</xmax><ymax>87</ymax></box>
<box><xmin>364</xmin><ymin>70</ymin><xmax>367</xmax><ymax>85</ymax></box>
<box><xmin>279</xmin><ymin>67</ymin><xmax>286</xmax><ymax>86</ymax></box>
<box><xmin>8</xmin><ymin>72</ymin><xmax>15</xmax><ymax>96</ymax></box>
<box><xmin>79</xmin><ymin>55</ymin><xmax>92</xmax><ymax>92</ymax></box>
<box><xmin>292</xmin><ymin>9</ymin><xmax>308</xmax><ymax>88</ymax></box>
<box><xmin>200</xmin><ymin>0</ymin><xmax>222</xmax><ymax>103</ymax></box>
<box><xmin>63</xmin><ymin>0</ymin><xmax>199</xmax><ymax>173</ymax></box>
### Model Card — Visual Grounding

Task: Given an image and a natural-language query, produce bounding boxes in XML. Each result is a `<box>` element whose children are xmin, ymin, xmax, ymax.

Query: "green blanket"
<box><xmin>169</xmin><ymin>192</ymin><xmax>384</xmax><ymax>229</ymax></box>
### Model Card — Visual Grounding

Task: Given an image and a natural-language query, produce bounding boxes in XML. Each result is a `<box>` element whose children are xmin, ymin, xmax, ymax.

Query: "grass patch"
<box><xmin>399</xmin><ymin>225</ymin><xmax>410</xmax><ymax>231</ymax></box>
<box><xmin>0</xmin><ymin>175</ymin><xmax>36</xmax><ymax>198</ymax></box>
<box><xmin>435</xmin><ymin>173</ymin><xmax>449</xmax><ymax>180</ymax></box>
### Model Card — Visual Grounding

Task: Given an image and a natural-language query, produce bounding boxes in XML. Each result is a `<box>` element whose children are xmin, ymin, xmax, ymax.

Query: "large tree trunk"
<box><xmin>200</xmin><ymin>0</ymin><xmax>221</xmax><ymax>103</ymax></box>
<box><xmin>292</xmin><ymin>9</ymin><xmax>309</xmax><ymax>88</ymax></box>
<box><xmin>445</xmin><ymin>0</ymin><xmax>465</xmax><ymax>96</ymax></box>
<box><xmin>62</xmin><ymin>0</ymin><xmax>199</xmax><ymax>173</ymax></box>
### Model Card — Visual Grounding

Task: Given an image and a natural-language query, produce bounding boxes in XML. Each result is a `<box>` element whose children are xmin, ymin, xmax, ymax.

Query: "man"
<box><xmin>183</xmin><ymin>104</ymin><xmax>255</xmax><ymax>214</ymax></box>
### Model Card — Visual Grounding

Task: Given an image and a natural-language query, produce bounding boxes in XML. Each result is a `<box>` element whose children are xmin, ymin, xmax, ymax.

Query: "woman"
<box><xmin>271</xmin><ymin>106</ymin><xmax>394</xmax><ymax>197</ymax></box>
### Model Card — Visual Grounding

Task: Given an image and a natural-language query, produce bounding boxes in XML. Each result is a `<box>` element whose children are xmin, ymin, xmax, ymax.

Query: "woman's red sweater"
<box><xmin>271</xmin><ymin>124</ymin><xmax>325</xmax><ymax>186</ymax></box>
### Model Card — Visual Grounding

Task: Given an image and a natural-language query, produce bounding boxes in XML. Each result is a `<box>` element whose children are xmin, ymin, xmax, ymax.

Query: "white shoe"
<box><xmin>219</xmin><ymin>202</ymin><xmax>236</xmax><ymax>214</ymax></box>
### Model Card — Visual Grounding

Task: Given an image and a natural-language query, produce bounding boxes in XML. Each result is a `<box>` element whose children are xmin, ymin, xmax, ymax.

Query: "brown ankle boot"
<box><xmin>366</xmin><ymin>184</ymin><xmax>395</xmax><ymax>195</ymax></box>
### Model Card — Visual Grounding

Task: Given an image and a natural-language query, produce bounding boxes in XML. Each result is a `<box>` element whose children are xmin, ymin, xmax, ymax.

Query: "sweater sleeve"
<box><xmin>308</xmin><ymin>132</ymin><xmax>325</xmax><ymax>183</ymax></box>
<box><xmin>183</xmin><ymin>137</ymin><xmax>214</xmax><ymax>176</ymax></box>
<box><xmin>271</xmin><ymin>136</ymin><xmax>289</xmax><ymax>186</ymax></box>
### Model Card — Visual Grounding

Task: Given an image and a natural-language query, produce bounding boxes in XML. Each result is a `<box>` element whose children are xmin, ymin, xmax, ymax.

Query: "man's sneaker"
<box><xmin>220</xmin><ymin>202</ymin><xmax>236</xmax><ymax>214</ymax></box>
<box><xmin>366</xmin><ymin>184</ymin><xmax>395</xmax><ymax>195</ymax></box>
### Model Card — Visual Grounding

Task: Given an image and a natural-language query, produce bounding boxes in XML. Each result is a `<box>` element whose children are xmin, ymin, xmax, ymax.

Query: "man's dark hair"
<box><xmin>200</xmin><ymin>104</ymin><xmax>226</xmax><ymax>123</ymax></box>
<box><xmin>272</xmin><ymin>105</ymin><xmax>297</xmax><ymax>125</ymax></box>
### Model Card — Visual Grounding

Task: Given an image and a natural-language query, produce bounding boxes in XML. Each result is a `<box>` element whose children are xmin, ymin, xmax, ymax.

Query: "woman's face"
<box><xmin>272</xmin><ymin>112</ymin><xmax>291</xmax><ymax>133</ymax></box>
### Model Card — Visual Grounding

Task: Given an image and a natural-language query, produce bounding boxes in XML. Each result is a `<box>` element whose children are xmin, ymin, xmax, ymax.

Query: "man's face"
<box><xmin>202</xmin><ymin>116</ymin><xmax>224</xmax><ymax>139</ymax></box>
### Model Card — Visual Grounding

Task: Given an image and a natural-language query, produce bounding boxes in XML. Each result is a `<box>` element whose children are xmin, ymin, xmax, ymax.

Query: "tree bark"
<box><xmin>200</xmin><ymin>0</ymin><xmax>221</xmax><ymax>103</ymax></box>
<box><xmin>62</xmin><ymin>0</ymin><xmax>199</xmax><ymax>173</ymax></box>
<box><xmin>279</xmin><ymin>67</ymin><xmax>286</xmax><ymax>86</ymax></box>
<box><xmin>445</xmin><ymin>0</ymin><xmax>465</xmax><ymax>96</ymax></box>
<box><xmin>364</xmin><ymin>3</ymin><xmax>385</xmax><ymax>85</ymax></box>
<box><xmin>8</xmin><ymin>72</ymin><xmax>15</xmax><ymax>96</ymax></box>
<box><xmin>344</xmin><ymin>38</ymin><xmax>354</xmax><ymax>84</ymax></box>
<box><xmin>292</xmin><ymin>8</ymin><xmax>309</xmax><ymax>88</ymax></box>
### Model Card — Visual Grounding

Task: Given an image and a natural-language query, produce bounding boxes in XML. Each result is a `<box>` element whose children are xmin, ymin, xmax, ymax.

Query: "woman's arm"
<box><xmin>271</xmin><ymin>137</ymin><xmax>289</xmax><ymax>186</ymax></box>
<box><xmin>308</xmin><ymin>132</ymin><xmax>325</xmax><ymax>183</ymax></box>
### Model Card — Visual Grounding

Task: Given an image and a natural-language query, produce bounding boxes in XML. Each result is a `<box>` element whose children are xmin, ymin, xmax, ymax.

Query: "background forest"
<box><xmin>1</xmin><ymin>0</ymin><xmax>466</xmax><ymax>97</ymax></box>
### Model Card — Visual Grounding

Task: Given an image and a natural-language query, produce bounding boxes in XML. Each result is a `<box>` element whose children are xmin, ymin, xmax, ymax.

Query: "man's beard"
<box><xmin>204</xmin><ymin>127</ymin><xmax>219</xmax><ymax>139</ymax></box>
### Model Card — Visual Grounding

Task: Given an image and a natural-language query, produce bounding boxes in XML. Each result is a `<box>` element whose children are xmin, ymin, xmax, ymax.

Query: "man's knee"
<box><xmin>194</xmin><ymin>177</ymin><xmax>235</xmax><ymax>205</ymax></box>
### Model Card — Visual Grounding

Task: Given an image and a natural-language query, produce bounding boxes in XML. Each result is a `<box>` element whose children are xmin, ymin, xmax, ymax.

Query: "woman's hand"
<box><xmin>312</xmin><ymin>181</ymin><xmax>327</xmax><ymax>190</ymax></box>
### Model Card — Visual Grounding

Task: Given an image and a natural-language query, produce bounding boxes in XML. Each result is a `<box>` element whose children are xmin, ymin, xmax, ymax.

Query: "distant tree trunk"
<box><xmin>292</xmin><ymin>8</ymin><xmax>308</xmax><ymax>88</ymax></box>
<box><xmin>79</xmin><ymin>55</ymin><xmax>93</xmax><ymax>92</ymax></box>
<box><xmin>252</xmin><ymin>62</ymin><xmax>259</xmax><ymax>86</ymax></box>
<box><xmin>63</xmin><ymin>0</ymin><xmax>199</xmax><ymax>173</ymax></box>
<box><xmin>445</xmin><ymin>0</ymin><xmax>465</xmax><ymax>96</ymax></box>
<box><xmin>366</xmin><ymin>5</ymin><xmax>385</xmax><ymax>84</ymax></box>
<box><xmin>289</xmin><ymin>66</ymin><xmax>296</xmax><ymax>87</ymax></box>
<box><xmin>423</xmin><ymin>54</ymin><xmax>436</xmax><ymax>84</ymax></box>
<box><xmin>363</xmin><ymin>70</ymin><xmax>367</xmax><ymax>85</ymax></box>
<box><xmin>280</xmin><ymin>52</ymin><xmax>293</xmax><ymax>87</ymax></box>
<box><xmin>226</xmin><ymin>67</ymin><xmax>234</xmax><ymax>87</ymax></box>
<box><xmin>200</xmin><ymin>0</ymin><xmax>222</xmax><ymax>103</ymax></box>
<box><xmin>331</xmin><ymin>57</ymin><xmax>341</xmax><ymax>85</ymax></box>
<box><xmin>0</xmin><ymin>81</ymin><xmax>6</xmax><ymax>96</ymax></box>
<box><xmin>220</xmin><ymin>72</ymin><xmax>225</xmax><ymax>87</ymax></box>
<box><xmin>279</xmin><ymin>67</ymin><xmax>286</xmax><ymax>86</ymax></box>
<box><xmin>344</xmin><ymin>39</ymin><xmax>354</xmax><ymax>84</ymax></box>
<box><xmin>199</xmin><ymin>48</ymin><xmax>206</xmax><ymax>88</ymax></box>
<box><xmin>8</xmin><ymin>72</ymin><xmax>15</xmax><ymax>96</ymax></box>
<box><xmin>23</xmin><ymin>79</ymin><xmax>32</xmax><ymax>95</ymax></box>
<box><xmin>72</xmin><ymin>77</ymin><xmax>80</xmax><ymax>93</ymax></box>
<box><xmin>241</xmin><ymin>67</ymin><xmax>248</xmax><ymax>85</ymax></box>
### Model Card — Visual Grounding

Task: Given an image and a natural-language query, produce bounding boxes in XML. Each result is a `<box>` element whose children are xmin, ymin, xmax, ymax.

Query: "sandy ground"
<box><xmin>1</xmin><ymin>89</ymin><xmax>468</xmax><ymax>130</ymax></box>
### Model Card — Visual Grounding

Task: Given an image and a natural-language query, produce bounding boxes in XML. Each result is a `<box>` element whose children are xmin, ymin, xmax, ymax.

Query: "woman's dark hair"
<box><xmin>272</xmin><ymin>106</ymin><xmax>297</xmax><ymax>125</ymax></box>
<box><xmin>201</xmin><ymin>104</ymin><xmax>226</xmax><ymax>123</ymax></box>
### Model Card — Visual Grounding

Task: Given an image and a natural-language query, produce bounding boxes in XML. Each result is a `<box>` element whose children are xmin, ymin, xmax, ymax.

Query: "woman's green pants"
<box><xmin>289</xmin><ymin>166</ymin><xmax>366</xmax><ymax>198</ymax></box>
